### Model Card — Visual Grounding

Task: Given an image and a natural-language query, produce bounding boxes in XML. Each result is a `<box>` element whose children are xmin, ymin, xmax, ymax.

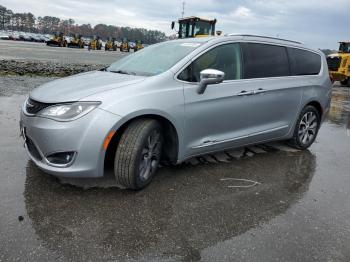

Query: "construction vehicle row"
<box><xmin>46</xmin><ymin>32</ymin><xmax>144</xmax><ymax>52</ymax></box>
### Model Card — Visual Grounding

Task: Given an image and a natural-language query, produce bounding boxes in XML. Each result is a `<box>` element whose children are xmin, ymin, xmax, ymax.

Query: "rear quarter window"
<box><xmin>287</xmin><ymin>48</ymin><xmax>321</xmax><ymax>75</ymax></box>
<box><xmin>241</xmin><ymin>43</ymin><xmax>290</xmax><ymax>79</ymax></box>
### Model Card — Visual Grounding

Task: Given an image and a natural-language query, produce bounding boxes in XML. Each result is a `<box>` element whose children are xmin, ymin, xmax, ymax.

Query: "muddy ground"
<box><xmin>0</xmin><ymin>75</ymin><xmax>350</xmax><ymax>262</ymax></box>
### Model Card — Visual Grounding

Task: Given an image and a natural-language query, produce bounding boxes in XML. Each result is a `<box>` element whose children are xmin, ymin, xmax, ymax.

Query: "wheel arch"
<box><xmin>305</xmin><ymin>100</ymin><xmax>323</xmax><ymax>119</ymax></box>
<box><xmin>103</xmin><ymin>113</ymin><xmax>180</xmax><ymax>172</ymax></box>
<box><xmin>287</xmin><ymin>99</ymin><xmax>324</xmax><ymax>139</ymax></box>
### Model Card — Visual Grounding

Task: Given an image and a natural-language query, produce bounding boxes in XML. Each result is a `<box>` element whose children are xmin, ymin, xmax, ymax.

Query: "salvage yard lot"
<box><xmin>1</xmin><ymin>76</ymin><xmax>350</xmax><ymax>261</ymax></box>
<box><xmin>0</xmin><ymin>40</ymin><xmax>127</xmax><ymax>64</ymax></box>
<box><xmin>1</xmin><ymin>40</ymin><xmax>350</xmax><ymax>261</ymax></box>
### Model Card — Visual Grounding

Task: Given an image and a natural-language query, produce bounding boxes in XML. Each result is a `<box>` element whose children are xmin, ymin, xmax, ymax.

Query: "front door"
<box><xmin>180</xmin><ymin>42</ymin><xmax>302</xmax><ymax>159</ymax></box>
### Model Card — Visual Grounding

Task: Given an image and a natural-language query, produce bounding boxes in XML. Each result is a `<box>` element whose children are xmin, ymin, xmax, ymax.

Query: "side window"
<box><xmin>178</xmin><ymin>43</ymin><xmax>242</xmax><ymax>82</ymax></box>
<box><xmin>241</xmin><ymin>43</ymin><xmax>290</xmax><ymax>79</ymax></box>
<box><xmin>288</xmin><ymin>48</ymin><xmax>321</xmax><ymax>75</ymax></box>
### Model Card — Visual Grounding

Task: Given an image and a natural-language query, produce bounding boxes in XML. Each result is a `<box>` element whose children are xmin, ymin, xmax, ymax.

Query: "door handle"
<box><xmin>253</xmin><ymin>88</ymin><xmax>268</xmax><ymax>94</ymax></box>
<box><xmin>237</xmin><ymin>90</ymin><xmax>254</xmax><ymax>96</ymax></box>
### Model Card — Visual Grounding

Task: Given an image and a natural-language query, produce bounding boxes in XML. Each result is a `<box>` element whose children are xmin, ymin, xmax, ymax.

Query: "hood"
<box><xmin>30</xmin><ymin>71</ymin><xmax>146</xmax><ymax>103</ymax></box>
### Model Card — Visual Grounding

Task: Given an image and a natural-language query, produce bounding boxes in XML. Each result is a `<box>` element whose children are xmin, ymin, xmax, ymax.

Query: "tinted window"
<box><xmin>241</xmin><ymin>43</ymin><xmax>290</xmax><ymax>79</ymax></box>
<box><xmin>178</xmin><ymin>43</ymin><xmax>242</xmax><ymax>82</ymax></box>
<box><xmin>288</xmin><ymin>48</ymin><xmax>321</xmax><ymax>75</ymax></box>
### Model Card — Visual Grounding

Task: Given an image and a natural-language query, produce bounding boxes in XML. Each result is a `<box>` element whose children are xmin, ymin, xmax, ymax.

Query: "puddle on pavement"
<box><xmin>328</xmin><ymin>88</ymin><xmax>350</xmax><ymax>129</ymax></box>
<box><xmin>23</xmin><ymin>149</ymin><xmax>315</xmax><ymax>261</ymax></box>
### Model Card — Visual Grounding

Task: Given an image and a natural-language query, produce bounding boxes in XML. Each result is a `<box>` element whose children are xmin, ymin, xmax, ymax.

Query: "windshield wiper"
<box><xmin>109</xmin><ymin>70</ymin><xmax>136</xmax><ymax>75</ymax></box>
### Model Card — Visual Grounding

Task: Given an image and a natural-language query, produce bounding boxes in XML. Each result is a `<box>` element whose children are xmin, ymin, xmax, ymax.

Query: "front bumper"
<box><xmin>20</xmin><ymin>106</ymin><xmax>121</xmax><ymax>178</ymax></box>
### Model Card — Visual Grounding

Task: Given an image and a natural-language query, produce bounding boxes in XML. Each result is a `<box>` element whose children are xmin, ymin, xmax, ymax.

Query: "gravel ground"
<box><xmin>0</xmin><ymin>59</ymin><xmax>106</xmax><ymax>77</ymax></box>
<box><xmin>0</xmin><ymin>75</ymin><xmax>57</xmax><ymax>96</ymax></box>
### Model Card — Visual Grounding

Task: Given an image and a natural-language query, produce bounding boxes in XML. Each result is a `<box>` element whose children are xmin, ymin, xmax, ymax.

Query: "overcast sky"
<box><xmin>1</xmin><ymin>0</ymin><xmax>349</xmax><ymax>49</ymax></box>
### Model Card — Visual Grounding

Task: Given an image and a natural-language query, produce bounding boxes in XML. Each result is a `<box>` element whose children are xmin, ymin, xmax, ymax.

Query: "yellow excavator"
<box><xmin>133</xmin><ymin>40</ymin><xmax>143</xmax><ymax>52</ymax></box>
<box><xmin>171</xmin><ymin>16</ymin><xmax>217</xmax><ymax>38</ymax></box>
<box><xmin>327</xmin><ymin>41</ymin><xmax>350</xmax><ymax>86</ymax></box>
<box><xmin>120</xmin><ymin>38</ymin><xmax>130</xmax><ymax>52</ymax></box>
<box><xmin>46</xmin><ymin>32</ymin><xmax>67</xmax><ymax>47</ymax></box>
<box><xmin>88</xmin><ymin>36</ymin><xmax>102</xmax><ymax>51</ymax></box>
<box><xmin>67</xmin><ymin>34</ymin><xmax>84</xmax><ymax>48</ymax></box>
<box><xmin>105</xmin><ymin>37</ymin><xmax>117</xmax><ymax>51</ymax></box>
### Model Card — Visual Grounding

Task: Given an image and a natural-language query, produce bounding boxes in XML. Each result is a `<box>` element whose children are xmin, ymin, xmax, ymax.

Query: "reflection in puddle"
<box><xmin>220</xmin><ymin>177</ymin><xmax>261</xmax><ymax>188</ymax></box>
<box><xmin>328</xmin><ymin>88</ymin><xmax>350</xmax><ymax>130</ymax></box>
<box><xmin>24</xmin><ymin>150</ymin><xmax>315</xmax><ymax>261</ymax></box>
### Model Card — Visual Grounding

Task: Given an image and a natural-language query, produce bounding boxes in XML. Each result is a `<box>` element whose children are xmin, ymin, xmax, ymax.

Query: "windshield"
<box><xmin>107</xmin><ymin>41</ymin><xmax>202</xmax><ymax>76</ymax></box>
<box><xmin>194</xmin><ymin>21</ymin><xmax>212</xmax><ymax>36</ymax></box>
<box><xmin>339</xmin><ymin>43</ymin><xmax>350</xmax><ymax>53</ymax></box>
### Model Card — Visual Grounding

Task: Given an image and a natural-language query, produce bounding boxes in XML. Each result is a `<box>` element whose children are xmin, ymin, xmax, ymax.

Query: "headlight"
<box><xmin>38</xmin><ymin>102</ymin><xmax>101</xmax><ymax>121</ymax></box>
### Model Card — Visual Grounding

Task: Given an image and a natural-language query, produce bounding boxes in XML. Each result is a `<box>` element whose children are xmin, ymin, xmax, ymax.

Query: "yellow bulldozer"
<box><xmin>46</xmin><ymin>32</ymin><xmax>67</xmax><ymax>47</ymax></box>
<box><xmin>171</xmin><ymin>16</ymin><xmax>217</xmax><ymax>38</ymax></box>
<box><xmin>133</xmin><ymin>40</ymin><xmax>143</xmax><ymax>52</ymax></box>
<box><xmin>105</xmin><ymin>37</ymin><xmax>117</xmax><ymax>51</ymax></box>
<box><xmin>120</xmin><ymin>38</ymin><xmax>130</xmax><ymax>52</ymax></box>
<box><xmin>88</xmin><ymin>36</ymin><xmax>102</xmax><ymax>51</ymax></box>
<box><xmin>67</xmin><ymin>34</ymin><xmax>84</xmax><ymax>48</ymax></box>
<box><xmin>327</xmin><ymin>41</ymin><xmax>350</xmax><ymax>86</ymax></box>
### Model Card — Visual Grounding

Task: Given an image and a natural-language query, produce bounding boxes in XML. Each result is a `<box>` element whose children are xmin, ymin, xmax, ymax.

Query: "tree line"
<box><xmin>0</xmin><ymin>5</ymin><xmax>167</xmax><ymax>44</ymax></box>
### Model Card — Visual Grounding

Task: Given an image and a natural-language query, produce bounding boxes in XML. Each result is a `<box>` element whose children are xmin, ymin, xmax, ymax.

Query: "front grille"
<box><xmin>26</xmin><ymin>98</ymin><xmax>54</xmax><ymax>115</ymax></box>
<box><xmin>327</xmin><ymin>56</ymin><xmax>342</xmax><ymax>71</ymax></box>
<box><xmin>26</xmin><ymin>137</ymin><xmax>42</xmax><ymax>161</ymax></box>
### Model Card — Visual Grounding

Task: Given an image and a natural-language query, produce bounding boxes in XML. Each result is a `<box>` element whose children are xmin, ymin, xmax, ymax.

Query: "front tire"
<box><xmin>288</xmin><ymin>105</ymin><xmax>320</xmax><ymax>149</ymax></box>
<box><xmin>114</xmin><ymin>119</ymin><xmax>163</xmax><ymax>190</ymax></box>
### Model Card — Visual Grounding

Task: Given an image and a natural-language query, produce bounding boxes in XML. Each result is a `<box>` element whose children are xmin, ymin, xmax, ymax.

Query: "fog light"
<box><xmin>46</xmin><ymin>152</ymin><xmax>76</xmax><ymax>166</ymax></box>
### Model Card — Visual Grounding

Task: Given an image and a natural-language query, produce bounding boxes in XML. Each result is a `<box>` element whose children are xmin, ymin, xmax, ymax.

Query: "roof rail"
<box><xmin>227</xmin><ymin>34</ymin><xmax>302</xmax><ymax>45</ymax></box>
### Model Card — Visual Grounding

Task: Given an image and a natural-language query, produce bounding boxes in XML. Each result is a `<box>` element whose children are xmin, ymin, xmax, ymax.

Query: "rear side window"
<box><xmin>241</xmin><ymin>43</ymin><xmax>290</xmax><ymax>79</ymax></box>
<box><xmin>287</xmin><ymin>48</ymin><xmax>321</xmax><ymax>75</ymax></box>
<box><xmin>178</xmin><ymin>43</ymin><xmax>242</xmax><ymax>82</ymax></box>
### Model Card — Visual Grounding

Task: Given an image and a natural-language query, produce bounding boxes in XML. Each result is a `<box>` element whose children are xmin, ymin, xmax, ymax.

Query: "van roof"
<box><xmin>170</xmin><ymin>34</ymin><xmax>303</xmax><ymax>45</ymax></box>
<box><xmin>227</xmin><ymin>34</ymin><xmax>302</xmax><ymax>45</ymax></box>
<box><xmin>168</xmin><ymin>35</ymin><xmax>317</xmax><ymax>52</ymax></box>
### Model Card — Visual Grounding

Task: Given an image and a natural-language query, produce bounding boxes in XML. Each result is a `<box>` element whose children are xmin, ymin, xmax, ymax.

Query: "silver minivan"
<box><xmin>20</xmin><ymin>35</ymin><xmax>332</xmax><ymax>189</ymax></box>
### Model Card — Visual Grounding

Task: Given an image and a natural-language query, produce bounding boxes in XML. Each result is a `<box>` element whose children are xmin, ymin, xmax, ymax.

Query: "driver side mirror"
<box><xmin>197</xmin><ymin>69</ymin><xmax>225</xmax><ymax>94</ymax></box>
<box><xmin>171</xmin><ymin>21</ymin><xmax>175</xmax><ymax>30</ymax></box>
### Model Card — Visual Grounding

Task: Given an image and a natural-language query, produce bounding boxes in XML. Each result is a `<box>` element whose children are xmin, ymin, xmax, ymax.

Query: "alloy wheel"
<box><xmin>298</xmin><ymin>111</ymin><xmax>318</xmax><ymax>145</ymax></box>
<box><xmin>139</xmin><ymin>130</ymin><xmax>162</xmax><ymax>181</ymax></box>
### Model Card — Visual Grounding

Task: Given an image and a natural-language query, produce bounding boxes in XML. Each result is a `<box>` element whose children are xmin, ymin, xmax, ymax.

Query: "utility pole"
<box><xmin>181</xmin><ymin>1</ymin><xmax>185</xmax><ymax>18</ymax></box>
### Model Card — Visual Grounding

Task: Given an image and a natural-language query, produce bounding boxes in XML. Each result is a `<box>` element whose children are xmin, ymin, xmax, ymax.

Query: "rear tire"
<box><xmin>114</xmin><ymin>119</ymin><xmax>163</xmax><ymax>190</ymax></box>
<box><xmin>288</xmin><ymin>105</ymin><xmax>320</xmax><ymax>149</ymax></box>
<box><xmin>340</xmin><ymin>78</ymin><xmax>350</xmax><ymax>87</ymax></box>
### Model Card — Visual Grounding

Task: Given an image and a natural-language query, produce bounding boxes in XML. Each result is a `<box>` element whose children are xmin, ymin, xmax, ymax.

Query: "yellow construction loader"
<box><xmin>327</xmin><ymin>41</ymin><xmax>350</xmax><ymax>86</ymax></box>
<box><xmin>171</xmin><ymin>16</ymin><xmax>217</xmax><ymax>38</ymax></box>
<box><xmin>67</xmin><ymin>34</ymin><xmax>84</xmax><ymax>48</ymax></box>
<box><xmin>120</xmin><ymin>38</ymin><xmax>130</xmax><ymax>52</ymax></box>
<box><xmin>105</xmin><ymin>37</ymin><xmax>117</xmax><ymax>51</ymax></box>
<box><xmin>88</xmin><ymin>36</ymin><xmax>102</xmax><ymax>51</ymax></box>
<box><xmin>46</xmin><ymin>32</ymin><xmax>67</xmax><ymax>47</ymax></box>
<box><xmin>133</xmin><ymin>40</ymin><xmax>143</xmax><ymax>52</ymax></box>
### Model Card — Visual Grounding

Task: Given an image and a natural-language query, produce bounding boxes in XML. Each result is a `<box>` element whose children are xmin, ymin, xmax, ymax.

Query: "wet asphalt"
<box><xmin>0</xmin><ymin>76</ymin><xmax>350</xmax><ymax>262</ymax></box>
